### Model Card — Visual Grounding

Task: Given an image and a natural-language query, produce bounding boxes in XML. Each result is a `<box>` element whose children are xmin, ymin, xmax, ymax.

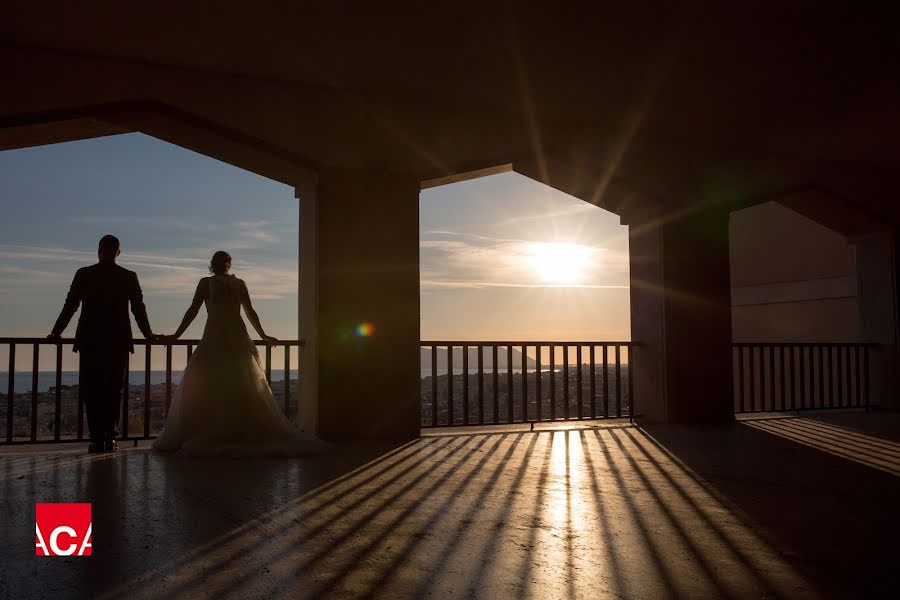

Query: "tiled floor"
<box><xmin>2</xmin><ymin>412</ymin><xmax>898</xmax><ymax>598</ymax></box>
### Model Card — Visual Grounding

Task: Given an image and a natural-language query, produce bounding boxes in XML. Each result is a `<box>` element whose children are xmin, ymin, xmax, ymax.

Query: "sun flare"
<box><xmin>523</xmin><ymin>242</ymin><xmax>596</xmax><ymax>285</ymax></box>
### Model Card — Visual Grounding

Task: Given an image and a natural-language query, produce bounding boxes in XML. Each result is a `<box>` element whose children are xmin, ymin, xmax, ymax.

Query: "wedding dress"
<box><xmin>153</xmin><ymin>274</ymin><xmax>321</xmax><ymax>456</ymax></box>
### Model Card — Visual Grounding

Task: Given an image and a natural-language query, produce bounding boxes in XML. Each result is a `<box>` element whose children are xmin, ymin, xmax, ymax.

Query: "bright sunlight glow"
<box><xmin>523</xmin><ymin>242</ymin><xmax>597</xmax><ymax>285</ymax></box>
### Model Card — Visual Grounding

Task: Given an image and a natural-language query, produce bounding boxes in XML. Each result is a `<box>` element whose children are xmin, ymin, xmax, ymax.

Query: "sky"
<box><xmin>0</xmin><ymin>134</ymin><xmax>630</xmax><ymax>370</ymax></box>
<box><xmin>420</xmin><ymin>173</ymin><xmax>631</xmax><ymax>341</ymax></box>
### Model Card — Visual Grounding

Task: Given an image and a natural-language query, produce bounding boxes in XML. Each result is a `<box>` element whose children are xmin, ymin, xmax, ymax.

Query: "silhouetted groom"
<box><xmin>49</xmin><ymin>235</ymin><xmax>158</xmax><ymax>452</ymax></box>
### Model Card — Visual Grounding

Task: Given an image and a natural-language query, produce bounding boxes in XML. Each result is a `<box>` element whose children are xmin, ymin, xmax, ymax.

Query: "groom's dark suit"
<box><xmin>52</xmin><ymin>262</ymin><xmax>154</xmax><ymax>445</ymax></box>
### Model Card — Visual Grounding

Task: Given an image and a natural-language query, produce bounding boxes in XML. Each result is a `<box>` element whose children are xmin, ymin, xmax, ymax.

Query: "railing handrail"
<box><xmin>731</xmin><ymin>341</ymin><xmax>876</xmax><ymax>348</ymax></box>
<box><xmin>420</xmin><ymin>340</ymin><xmax>638</xmax><ymax>346</ymax></box>
<box><xmin>0</xmin><ymin>337</ymin><xmax>304</xmax><ymax>346</ymax></box>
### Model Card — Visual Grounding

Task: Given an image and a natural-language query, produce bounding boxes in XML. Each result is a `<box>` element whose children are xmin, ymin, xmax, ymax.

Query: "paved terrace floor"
<box><xmin>1</xmin><ymin>412</ymin><xmax>898</xmax><ymax>599</ymax></box>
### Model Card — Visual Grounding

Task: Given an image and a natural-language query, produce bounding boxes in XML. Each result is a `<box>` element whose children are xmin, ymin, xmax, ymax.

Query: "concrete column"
<box><xmin>853</xmin><ymin>230</ymin><xmax>899</xmax><ymax>409</ymax></box>
<box><xmin>297</xmin><ymin>168</ymin><xmax>421</xmax><ymax>442</ymax></box>
<box><xmin>296</xmin><ymin>180</ymin><xmax>318</xmax><ymax>435</ymax></box>
<box><xmin>628</xmin><ymin>204</ymin><xmax>734</xmax><ymax>423</ymax></box>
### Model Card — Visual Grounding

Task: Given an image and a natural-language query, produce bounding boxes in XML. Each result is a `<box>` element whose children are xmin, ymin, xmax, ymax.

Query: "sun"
<box><xmin>523</xmin><ymin>242</ymin><xmax>596</xmax><ymax>285</ymax></box>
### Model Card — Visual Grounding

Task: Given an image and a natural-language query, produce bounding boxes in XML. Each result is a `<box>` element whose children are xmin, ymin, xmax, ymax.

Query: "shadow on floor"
<box><xmin>2</xmin><ymin>414</ymin><xmax>897</xmax><ymax>598</ymax></box>
<box><xmin>640</xmin><ymin>412</ymin><xmax>900</xmax><ymax>598</ymax></box>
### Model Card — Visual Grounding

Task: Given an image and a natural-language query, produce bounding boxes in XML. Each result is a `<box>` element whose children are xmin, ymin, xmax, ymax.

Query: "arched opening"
<box><xmin>0</xmin><ymin>132</ymin><xmax>300</xmax><ymax>442</ymax></box>
<box><xmin>729</xmin><ymin>199</ymin><xmax>880</xmax><ymax>412</ymax></box>
<box><xmin>419</xmin><ymin>170</ymin><xmax>633</xmax><ymax>428</ymax></box>
<box><xmin>731</xmin><ymin>201</ymin><xmax>860</xmax><ymax>342</ymax></box>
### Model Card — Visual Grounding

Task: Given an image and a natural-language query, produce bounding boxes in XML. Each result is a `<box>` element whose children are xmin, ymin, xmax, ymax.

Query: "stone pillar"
<box><xmin>853</xmin><ymin>230</ymin><xmax>899</xmax><ymax>410</ymax></box>
<box><xmin>296</xmin><ymin>180</ymin><xmax>318</xmax><ymax>435</ymax></box>
<box><xmin>628</xmin><ymin>204</ymin><xmax>734</xmax><ymax>423</ymax></box>
<box><xmin>297</xmin><ymin>168</ymin><xmax>421</xmax><ymax>441</ymax></box>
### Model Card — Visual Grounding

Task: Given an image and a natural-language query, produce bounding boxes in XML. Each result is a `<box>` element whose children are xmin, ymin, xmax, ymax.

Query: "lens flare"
<box><xmin>355</xmin><ymin>322</ymin><xmax>376</xmax><ymax>337</ymax></box>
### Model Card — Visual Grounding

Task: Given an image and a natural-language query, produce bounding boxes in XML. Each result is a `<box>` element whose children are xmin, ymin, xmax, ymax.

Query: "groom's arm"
<box><xmin>50</xmin><ymin>270</ymin><xmax>84</xmax><ymax>336</ymax></box>
<box><xmin>128</xmin><ymin>272</ymin><xmax>155</xmax><ymax>340</ymax></box>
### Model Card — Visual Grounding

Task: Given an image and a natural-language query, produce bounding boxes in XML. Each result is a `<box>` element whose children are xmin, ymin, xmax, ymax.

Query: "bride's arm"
<box><xmin>171</xmin><ymin>279</ymin><xmax>207</xmax><ymax>340</ymax></box>
<box><xmin>240</xmin><ymin>280</ymin><xmax>276</xmax><ymax>343</ymax></box>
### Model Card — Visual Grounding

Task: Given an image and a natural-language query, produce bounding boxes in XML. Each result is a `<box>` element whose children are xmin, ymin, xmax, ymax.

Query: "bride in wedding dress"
<box><xmin>153</xmin><ymin>251</ymin><xmax>321</xmax><ymax>456</ymax></box>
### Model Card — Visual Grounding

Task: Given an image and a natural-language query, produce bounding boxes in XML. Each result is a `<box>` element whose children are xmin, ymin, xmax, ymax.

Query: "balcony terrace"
<box><xmin>2</xmin><ymin>412</ymin><xmax>898</xmax><ymax>598</ymax></box>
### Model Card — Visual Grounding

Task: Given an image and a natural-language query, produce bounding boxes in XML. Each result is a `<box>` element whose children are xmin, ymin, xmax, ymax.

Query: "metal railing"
<box><xmin>732</xmin><ymin>342</ymin><xmax>874</xmax><ymax>413</ymax></box>
<box><xmin>1</xmin><ymin>337</ymin><xmax>303</xmax><ymax>445</ymax></box>
<box><xmin>419</xmin><ymin>341</ymin><xmax>637</xmax><ymax>428</ymax></box>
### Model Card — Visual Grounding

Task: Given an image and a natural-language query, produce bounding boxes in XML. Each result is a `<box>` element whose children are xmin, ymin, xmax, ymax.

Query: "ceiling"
<box><xmin>1</xmin><ymin>2</ymin><xmax>898</xmax><ymax>223</ymax></box>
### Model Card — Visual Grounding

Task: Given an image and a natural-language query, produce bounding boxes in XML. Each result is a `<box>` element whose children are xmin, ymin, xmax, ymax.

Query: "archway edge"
<box><xmin>0</xmin><ymin>101</ymin><xmax>318</xmax><ymax>187</ymax></box>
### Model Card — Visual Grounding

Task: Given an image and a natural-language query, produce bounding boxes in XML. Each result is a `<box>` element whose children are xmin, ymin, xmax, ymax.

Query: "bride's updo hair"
<box><xmin>209</xmin><ymin>251</ymin><xmax>232</xmax><ymax>276</ymax></box>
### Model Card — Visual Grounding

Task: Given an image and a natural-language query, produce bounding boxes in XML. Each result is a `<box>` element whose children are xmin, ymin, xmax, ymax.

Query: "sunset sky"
<box><xmin>0</xmin><ymin>134</ymin><xmax>629</xmax><ymax>370</ymax></box>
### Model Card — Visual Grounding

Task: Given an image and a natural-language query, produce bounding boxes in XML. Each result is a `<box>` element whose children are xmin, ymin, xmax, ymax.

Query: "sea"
<box><xmin>2</xmin><ymin>366</ymin><xmax>594</xmax><ymax>394</ymax></box>
<box><xmin>1</xmin><ymin>370</ymin><xmax>300</xmax><ymax>394</ymax></box>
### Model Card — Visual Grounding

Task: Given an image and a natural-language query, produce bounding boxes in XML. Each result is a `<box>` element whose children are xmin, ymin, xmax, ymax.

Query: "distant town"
<box><xmin>1</xmin><ymin>364</ymin><xmax>631</xmax><ymax>439</ymax></box>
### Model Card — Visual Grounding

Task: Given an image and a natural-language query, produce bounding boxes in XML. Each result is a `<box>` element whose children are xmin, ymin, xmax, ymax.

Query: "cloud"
<box><xmin>493</xmin><ymin>203</ymin><xmax>600</xmax><ymax>227</ymax></box>
<box><xmin>230</xmin><ymin>220</ymin><xmax>279</xmax><ymax>248</ymax></box>
<box><xmin>420</xmin><ymin>230</ymin><xmax>629</xmax><ymax>291</ymax></box>
<box><xmin>421</xmin><ymin>279</ymin><xmax>629</xmax><ymax>290</ymax></box>
<box><xmin>70</xmin><ymin>216</ymin><xmax>210</xmax><ymax>231</ymax></box>
<box><xmin>69</xmin><ymin>216</ymin><xmax>291</xmax><ymax>251</ymax></box>
<box><xmin>0</xmin><ymin>243</ymin><xmax>297</xmax><ymax>301</ymax></box>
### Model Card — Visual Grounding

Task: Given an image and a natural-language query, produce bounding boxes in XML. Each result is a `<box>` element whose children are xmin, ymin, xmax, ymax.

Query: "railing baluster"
<box><xmin>615</xmin><ymin>345</ymin><xmax>622</xmax><ymax>418</ymax></box>
<box><xmin>54</xmin><ymin>344</ymin><xmax>62</xmax><ymax>441</ymax></box>
<box><xmin>627</xmin><ymin>345</ymin><xmax>635</xmax><ymax>420</ymax></box>
<box><xmin>855</xmin><ymin>345</ymin><xmax>862</xmax><ymax>407</ymax></box>
<box><xmin>801</xmin><ymin>346</ymin><xmax>808</xmax><ymax>409</ymax></box>
<box><xmin>818</xmin><ymin>345</ymin><xmax>826</xmax><ymax>409</ymax></box>
<box><xmin>836</xmin><ymin>345</ymin><xmax>843</xmax><ymax>408</ymax></box>
<box><xmin>521</xmin><ymin>345</ymin><xmax>528</xmax><ymax>423</ymax></box>
<box><xmin>738</xmin><ymin>345</ymin><xmax>745</xmax><ymax>412</ymax></box>
<box><xmin>265</xmin><ymin>344</ymin><xmax>272</xmax><ymax>386</ymax></box>
<box><xmin>462</xmin><ymin>344</ymin><xmax>469</xmax><ymax>425</ymax></box>
<box><xmin>187</xmin><ymin>344</ymin><xmax>193</xmax><ymax>362</ymax></box>
<box><xmin>285</xmin><ymin>345</ymin><xmax>291</xmax><ymax>418</ymax></box>
<box><xmin>122</xmin><ymin>358</ymin><xmax>130</xmax><ymax>440</ymax></box>
<box><xmin>492</xmin><ymin>345</ymin><xmax>499</xmax><ymax>425</ymax></box>
<box><xmin>779</xmin><ymin>346</ymin><xmax>786</xmax><ymax>411</ymax></box>
<box><xmin>448</xmin><ymin>346</ymin><xmax>454</xmax><ymax>425</ymax></box>
<box><xmin>144</xmin><ymin>344</ymin><xmax>151</xmax><ymax>438</ymax></box>
<box><xmin>506</xmin><ymin>345</ymin><xmax>513</xmax><ymax>423</ymax></box>
<box><xmin>549</xmin><ymin>344</ymin><xmax>556</xmax><ymax>420</ymax></box>
<box><xmin>535</xmin><ymin>345</ymin><xmax>542</xmax><ymax>422</ymax></box>
<box><xmin>31</xmin><ymin>344</ymin><xmax>39</xmax><ymax>441</ymax></box>
<box><xmin>748</xmin><ymin>345</ymin><xmax>756</xmax><ymax>412</ymax></box>
<box><xmin>590</xmin><ymin>345</ymin><xmax>596</xmax><ymax>418</ymax></box>
<box><xmin>845</xmin><ymin>346</ymin><xmax>852</xmax><ymax>408</ymax></box>
<box><xmin>576</xmin><ymin>345</ymin><xmax>583</xmax><ymax>419</ymax></box>
<box><xmin>165</xmin><ymin>344</ymin><xmax>173</xmax><ymax>415</ymax></box>
<box><xmin>789</xmin><ymin>346</ymin><xmax>796</xmax><ymax>411</ymax></box>
<box><xmin>431</xmin><ymin>346</ymin><xmax>438</xmax><ymax>427</ymax></box>
<box><xmin>768</xmin><ymin>346</ymin><xmax>775</xmax><ymax>411</ymax></box>
<box><xmin>6</xmin><ymin>343</ymin><xmax>14</xmax><ymax>441</ymax></box>
<box><xmin>563</xmin><ymin>345</ymin><xmax>569</xmax><ymax>420</ymax></box>
<box><xmin>863</xmin><ymin>345</ymin><xmax>870</xmax><ymax>411</ymax></box>
<box><xmin>477</xmin><ymin>345</ymin><xmax>484</xmax><ymax>425</ymax></box>
<box><xmin>826</xmin><ymin>345</ymin><xmax>833</xmax><ymax>408</ymax></box>
<box><xmin>602</xmin><ymin>345</ymin><xmax>609</xmax><ymax>418</ymax></box>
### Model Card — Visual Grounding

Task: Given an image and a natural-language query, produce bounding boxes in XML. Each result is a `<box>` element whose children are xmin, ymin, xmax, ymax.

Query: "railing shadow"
<box><xmin>638</xmin><ymin>415</ymin><xmax>900</xmax><ymax>598</ymax></box>
<box><xmin>9</xmin><ymin>419</ymin><xmax>895</xmax><ymax>597</ymax></box>
<box><xmin>0</xmin><ymin>439</ymin><xmax>407</xmax><ymax>598</ymax></box>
